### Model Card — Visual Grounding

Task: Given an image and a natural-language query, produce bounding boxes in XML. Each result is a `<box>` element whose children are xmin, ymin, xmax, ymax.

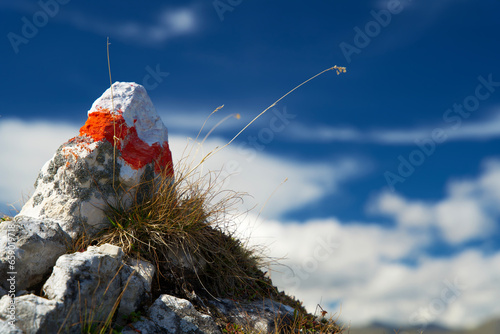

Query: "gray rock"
<box><xmin>123</xmin><ymin>295</ymin><xmax>297</xmax><ymax>334</ymax></box>
<box><xmin>19</xmin><ymin>137</ymin><xmax>122</xmax><ymax>238</ymax></box>
<box><xmin>0</xmin><ymin>294</ymin><xmax>60</xmax><ymax>334</ymax></box>
<box><xmin>0</xmin><ymin>319</ymin><xmax>24</xmax><ymax>334</ymax></box>
<box><xmin>0</xmin><ymin>216</ymin><xmax>71</xmax><ymax>291</ymax></box>
<box><xmin>42</xmin><ymin>244</ymin><xmax>125</xmax><ymax>329</ymax></box>
<box><xmin>148</xmin><ymin>295</ymin><xmax>221</xmax><ymax>334</ymax></box>
<box><xmin>118</xmin><ymin>257</ymin><xmax>156</xmax><ymax>318</ymax></box>
<box><xmin>210</xmin><ymin>298</ymin><xmax>295</xmax><ymax>333</ymax></box>
<box><xmin>42</xmin><ymin>244</ymin><xmax>152</xmax><ymax>332</ymax></box>
<box><xmin>121</xmin><ymin>316</ymin><xmax>163</xmax><ymax>334</ymax></box>
<box><xmin>0</xmin><ymin>286</ymin><xmax>6</xmax><ymax>299</ymax></box>
<box><xmin>0</xmin><ymin>244</ymin><xmax>155</xmax><ymax>333</ymax></box>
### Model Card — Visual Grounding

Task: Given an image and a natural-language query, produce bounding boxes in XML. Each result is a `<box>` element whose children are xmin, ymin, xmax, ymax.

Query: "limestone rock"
<box><xmin>121</xmin><ymin>316</ymin><xmax>164</xmax><ymax>334</ymax></box>
<box><xmin>43</xmin><ymin>244</ymin><xmax>124</xmax><ymax>303</ymax></box>
<box><xmin>19</xmin><ymin>82</ymin><xmax>174</xmax><ymax>238</ymax></box>
<box><xmin>147</xmin><ymin>294</ymin><xmax>221</xmax><ymax>334</ymax></box>
<box><xmin>0</xmin><ymin>244</ymin><xmax>155</xmax><ymax>333</ymax></box>
<box><xmin>41</xmin><ymin>244</ymin><xmax>125</xmax><ymax>330</ymax></box>
<box><xmin>0</xmin><ymin>294</ymin><xmax>60</xmax><ymax>334</ymax></box>
<box><xmin>118</xmin><ymin>257</ymin><xmax>156</xmax><ymax>317</ymax></box>
<box><xmin>0</xmin><ymin>216</ymin><xmax>71</xmax><ymax>291</ymax></box>
<box><xmin>0</xmin><ymin>319</ymin><xmax>23</xmax><ymax>334</ymax></box>
<box><xmin>0</xmin><ymin>82</ymin><xmax>177</xmax><ymax>332</ymax></box>
<box><xmin>42</xmin><ymin>244</ymin><xmax>154</xmax><ymax>331</ymax></box>
<box><xmin>122</xmin><ymin>296</ymin><xmax>296</xmax><ymax>334</ymax></box>
<box><xmin>210</xmin><ymin>298</ymin><xmax>295</xmax><ymax>333</ymax></box>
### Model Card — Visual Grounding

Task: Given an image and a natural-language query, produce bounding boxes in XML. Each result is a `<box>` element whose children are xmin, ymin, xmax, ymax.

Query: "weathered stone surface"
<box><xmin>0</xmin><ymin>294</ymin><xmax>60</xmax><ymax>334</ymax></box>
<box><xmin>210</xmin><ymin>298</ymin><xmax>295</xmax><ymax>333</ymax></box>
<box><xmin>19</xmin><ymin>137</ymin><xmax>121</xmax><ymax>237</ymax></box>
<box><xmin>18</xmin><ymin>82</ymin><xmax>174</xmax><ymax>238</ymax></box>
<box><xmin>148</xmin><ymin>294</ymin><xmax>221</xmax><ymax>334</ymax></box>
<box><xmin>122</xmin><ymin>296</ymin><xmax>296</xmax><ymax>334</ymax></box>
<box><xmin>121</xmin><ymin>316</ymin><xmax>163</xmax><ymax>334</ymax></box>
<box><xmin>0</xmin><ymin>244</ymin><xmax>155</xmax><ymax>333</ymax></box>
<box><xmin>118</xmin><ymin>257</ymin><xmax>156</xmax><ymax>317</ymax></box>
<box><xmin>81</xmin><ymin>81</ymin><xmax>174</xmax><ymax>182</ymax></box>
<box><xmin>0</xmin><ymin>216</ymin><xmax>70</xmax><ymax>291</ymax></box>
<box><xmin>2</xmin><ymin>246</ymin><xmax>295</xmax><ymax>334</ymax></box>
<box><xmin>42</xmin><ymin>244</ymin><xmax>152</xmax><ymax>330</ymax></box>
<box><xmin>43</xmin><ymin>244</ymin><xmax>123</xmax><ymax>323</ymax></box>
<box><xmin>0</xmin><ymin>319</ymin><xmax>23</xmax><ymax>334</ymax></box>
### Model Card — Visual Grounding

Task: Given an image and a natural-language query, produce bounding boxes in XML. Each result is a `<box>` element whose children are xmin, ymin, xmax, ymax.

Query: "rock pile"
<box><xmin>0</xmin><ymin>82</ymin><xmax>174</xmax><ymax>293</ymax></box>
<box><xmin>0</xmin><ymin>83</ymin><xmax>298</xmax><ymax>333</ymax></box>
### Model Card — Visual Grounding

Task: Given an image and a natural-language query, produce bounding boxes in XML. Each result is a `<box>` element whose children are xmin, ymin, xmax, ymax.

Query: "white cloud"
<box><xmin>159</xmin><ymin>107</ymin><xmax>244</xmax><ymax>135</ymax></box>
<box><xmin>435</xmin><ymin>199</ymin><xmax>493</xmax><ymax>245</ymax></box>
<box><xmin>477</xmin><ymin>160</ymin><xmax>500</xmax><ymax>203</ymax></box>
<box><xmin>64</xmin><ymin>7</ymin><xmax>198</xmax><ymax>45</ymax></box>
<box><xmin>235</xmin><ymin>213</ymin><xmax>500</xmax><ymax>329</ymax></box>
<box><xmin>168</xmin><ymin>136</ymin><xmax>364</xmax><ymax>218</ymax></box>
<box><xmin>0</xmin><ymin>1</ymin><xmax>199</xmax><ymax>46</ymax></box>
<box><xmin>370</xmin><ymin>160</ymin><xmax>500</xmax><ymax>245</ymax></box>
<box><xmin>372</xmin><ymin>192</ymin><xmax>433</xmax><ymax>228</ymax></box>
<box><xmin>411</xmin><ymin>250</ymin><xmax>500</xmax><ymax>329</ymax></box>
<box><xmin>288</xmin><ymin>111</ymin><xmax>500</xmax><ymax>145</ymax></box>
<box><xmin>0</xmin><ymin>118</ymin><xmax>79</xmax><ymax>211</ymax></box>
<box><xmin>162</xmin><ymin>9</ymin><xmax>195</xmax><ymax>34</ymax></box>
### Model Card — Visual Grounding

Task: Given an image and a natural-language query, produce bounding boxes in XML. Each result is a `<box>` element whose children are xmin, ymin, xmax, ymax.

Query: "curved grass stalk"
<box><xmin>186</xmin><ymin>65</ymin><xmax>346</xmax><ymax>176</ymax></box>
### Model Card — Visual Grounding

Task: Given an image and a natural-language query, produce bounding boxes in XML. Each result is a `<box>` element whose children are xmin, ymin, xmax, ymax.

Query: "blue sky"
<box><xmin>1</xmin><ymin>0</ymin><xmax>500</xmax><ymax>330</ymax></box>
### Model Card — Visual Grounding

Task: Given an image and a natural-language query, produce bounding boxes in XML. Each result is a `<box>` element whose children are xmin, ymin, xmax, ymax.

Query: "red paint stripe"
<box><xmin>79</xmin><ymin>108</ymin><xmax>173</xmax><ymax>176</ymax></box>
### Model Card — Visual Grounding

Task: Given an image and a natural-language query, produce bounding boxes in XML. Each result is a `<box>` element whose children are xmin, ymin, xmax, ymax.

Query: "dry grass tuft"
<box><xmin>68</xmin><ymin>64</ymin><xmax>348</xmax><ymax>332</ymax></box>
<box><xmin>221</xmin><ymin>303</ymin><xmax>345</xmax><ymax>333</ymax></box>
<box><xmin>0</xmin><ymin>215</ymin><xmax>11</xmax><ymax>222</ymax></box>
<box><xmin>77</xmin><ymin>158</ymin><xmax>271</xmax><ymax>302</ymax></box>
<box><xmin>277</xmin><ymin>306</ymin><xmax>345</xmax><ymax>333</ymax></box>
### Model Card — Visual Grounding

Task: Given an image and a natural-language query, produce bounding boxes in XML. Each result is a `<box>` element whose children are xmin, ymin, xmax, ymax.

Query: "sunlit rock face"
<box><xmin>0</xmin><ymin>82</ymin><xmax>173</xmax><ymax>292</ymax></box>
<box><xmin>18</xmin><ymin>82</ymin><xmax>174</xmax><ymax>237</ymax></box>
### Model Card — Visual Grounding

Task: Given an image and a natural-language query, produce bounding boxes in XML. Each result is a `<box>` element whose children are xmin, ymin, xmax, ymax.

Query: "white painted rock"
<box><xmin>18</xmin><ymin>82</ymin><xmax>174</xmax><ymax>238</ymax></box>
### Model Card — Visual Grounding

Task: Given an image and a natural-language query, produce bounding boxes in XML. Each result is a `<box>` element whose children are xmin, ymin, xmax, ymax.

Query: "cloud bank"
<box><xmin>287</xmin><ymin>111</ymin><xmax>500</xmax><ymax>145</ymax></box>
